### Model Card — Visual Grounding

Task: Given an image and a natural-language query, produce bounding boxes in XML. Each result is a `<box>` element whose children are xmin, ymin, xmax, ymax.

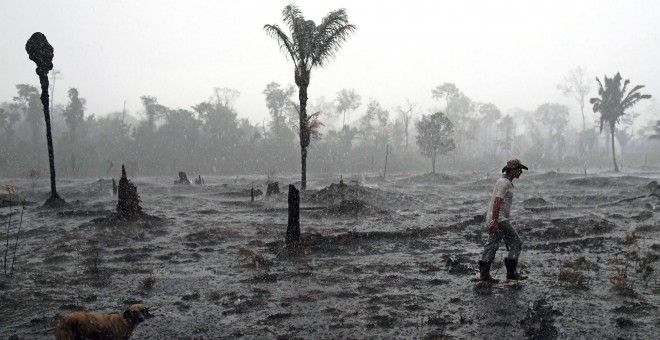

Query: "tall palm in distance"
<box><xmin>590</xmin><ymin>72</ymin><xmax>652</xmax><ymax>172</ymax></box>
<box><xmin>264</xmin><ymin>3</ymin><xmax>356</xmax><ymax>190</ymax></box>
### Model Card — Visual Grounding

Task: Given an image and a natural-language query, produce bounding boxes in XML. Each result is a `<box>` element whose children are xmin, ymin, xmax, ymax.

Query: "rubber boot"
<box><xmin>504</xmin><ymin>258</ymin><xmax>528</xmax><ymax>282</ymax></box>
<box><xmin>478</xmin><ymin>260</ymin><xmax>499</xmax><ymax>284</ymax></box>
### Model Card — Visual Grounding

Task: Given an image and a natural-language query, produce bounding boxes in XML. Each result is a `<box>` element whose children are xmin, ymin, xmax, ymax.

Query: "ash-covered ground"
<box><xmin>1</xmin><ymin>170</ymin><xmax>659</xmax><ymax>339</ymax></box>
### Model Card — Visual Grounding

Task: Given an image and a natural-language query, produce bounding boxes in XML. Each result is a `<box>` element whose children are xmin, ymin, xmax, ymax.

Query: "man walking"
<box><xmin>478</xmin><ymin>159</ymin><xmax>528</xmax><ymax>283</ymax></box>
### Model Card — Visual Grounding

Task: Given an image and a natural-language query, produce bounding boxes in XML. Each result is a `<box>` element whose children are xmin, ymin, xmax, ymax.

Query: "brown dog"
<box><xmin>55</xmin><ymin>304</ymin><xmax>149</xmax><ymax>340</ymax></box>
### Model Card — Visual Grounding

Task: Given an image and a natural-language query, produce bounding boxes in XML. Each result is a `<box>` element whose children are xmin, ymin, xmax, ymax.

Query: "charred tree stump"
<box><xmin>267</xmin><ymin>182</ymin><xmax>280</xmax><ymax>196</ymax></box>
<box><xmin>117</xmin><ymin>165</ymin><xmax>142</xmax><ymax>217</ymax></box>
<box><xmin>194</xmin><ymin>175</ymin><xmax>203</xmax><ymax>185</ymax></box>
<box><xmin>26</xmin><ymin>32</ymin><xmax>65</xmax><ymax>207</ymax></box>
<box><xmin>286</xmin><ymin>184</ymin><xmax>300</xmax><ymax>247</ymax></box>
<box><xmin>112</xmin><ymin>178</ymin><xmax>117</xmax><ymax>195</ymax></box>
<box><xmin>175</xmin><ymin>171</ymin><xmax>190</xmax><ymax>185</ymax></box>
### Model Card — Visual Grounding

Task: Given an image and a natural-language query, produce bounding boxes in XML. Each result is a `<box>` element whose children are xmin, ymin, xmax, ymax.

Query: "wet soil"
<box><xmin>0</xmin><ymin>171</ymin><xmax>659</xmax><ymax>339</ymax></box>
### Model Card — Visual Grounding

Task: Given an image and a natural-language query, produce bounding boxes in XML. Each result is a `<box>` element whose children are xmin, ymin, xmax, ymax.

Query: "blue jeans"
<box><xmin>481</xmin><ymin>220</ymin><xmax>522</xmax><ymax>262</ymax></box>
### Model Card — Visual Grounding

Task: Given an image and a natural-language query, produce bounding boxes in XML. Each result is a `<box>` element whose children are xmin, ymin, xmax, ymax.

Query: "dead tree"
<box><xmin>286</xmin><ymin>184</ymin><xmax>300</xmax><ymax>247</ymax></box>
<box><xmin>26</xmin><ymin>32</ymin><xmax>65</xmax><ymax>207</ymax></box>
<box><xmin>117</xmin><ymin>165</ymin><xmax>142</xmax><ymax>217</ymax></box>
<box><xmin>267</xmin><ymin>182</ymin><xmax>280</xmax><ymax>196</ymax></box>
<box><xmin>175</xmin><ymin>172</ymin><xmax>190</xmax><ymax>185</ymax></box>
<box><xmin>397</xmin><ymin>98</ymin><xmax>419</xmax><ymax>150</ymax></box>
<box><xmin>194</xmin><ymin>175</ymin><xmax>203</xmax><ymax>185</ymax></box>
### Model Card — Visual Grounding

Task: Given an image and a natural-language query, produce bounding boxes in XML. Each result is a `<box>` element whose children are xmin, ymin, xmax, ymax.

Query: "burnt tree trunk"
<box><xmin>301</xmin><ymin>147</ymin><xmax>307</xmax><ymax>191</ymax></box>
<box><xmin>41</xmin><ymin>73</ymin><xmax>58</xmax><ymax>197</ymax></box>
<box><xmin>26</xmin><ymin>32</ymin><xmax>64</xmax><ymax>207</ymax></box>
<box><xmin>117</xmin><ymin>164</ymin><xmax>142</xmax><ymax>217</ymax></box>
<box><xmin>286</xmin><ymin>184</ymin><xmax>300</xmax><ymax>246</ymax></box>
<box><xmin>610</xmin><ymin>124</ymin><xmax>619</xmax><ymax>172</ymax></box>
<box><xmin>266</xmin><ymin>182</ymin><xmax>280</xmax><ymax>196</ymax></box>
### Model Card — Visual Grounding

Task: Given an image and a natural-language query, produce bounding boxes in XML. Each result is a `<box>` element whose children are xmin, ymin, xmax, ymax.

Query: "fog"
<box><xmin>1</xmin><ymin>0</ymin><xmax>659</xmax><ymax>178</ymax></box>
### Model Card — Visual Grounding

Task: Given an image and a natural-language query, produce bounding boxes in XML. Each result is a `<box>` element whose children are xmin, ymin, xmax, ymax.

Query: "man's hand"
<box><xmin>489</xmin><ymin>197</ymin><xmax>503</xmax><ymax>234</ymax></box>
<box><xmin>488</xmin><ymin>219</ymin><xmax>499</xmax><ymax>234</ymax></box>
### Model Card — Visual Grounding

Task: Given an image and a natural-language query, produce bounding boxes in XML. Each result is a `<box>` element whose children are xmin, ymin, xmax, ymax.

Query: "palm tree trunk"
<box><xmin>38</xmin><ymin>74</ymin><xmax>60</xmax><ymax>201</ymax></box>
<box><xmin>579</xmin><ymin>103</ymin><xmax>586</xmax><ymax>158</ymax></box>
<box><xmin>610</xmin><ymin>124</ymin><xmax>619</xmax><ymax>172</ymax></box>
<box><xmin>298</xmin><ymin>81</ymin><xmax>309</xmax><ymax>190</ymax></box>
<box><xmin>301</xmin><ymin>147</ymin><xmax>307</xmax><ymax>189</ymax></box>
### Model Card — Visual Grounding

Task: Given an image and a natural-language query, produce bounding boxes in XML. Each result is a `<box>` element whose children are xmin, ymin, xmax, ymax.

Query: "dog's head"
<box><xmin>123</xmin><ymin>304</ymin><xmax>149</xmax><ymax>324</ymax></box>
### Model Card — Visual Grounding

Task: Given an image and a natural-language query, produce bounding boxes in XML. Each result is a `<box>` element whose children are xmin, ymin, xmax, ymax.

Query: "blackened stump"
<box><xmin>267</xmin><ymin>182</ymin><xmax>280</xmax><ymax>196</ymax></box>
<box><xmin>117</xmin><ymin>165</ymin><xmax>142</xmax><ymax>217</ymax></box>
<box><xmin>26</xmin><ymin>32</ymin><xmax>65</xmax><ymax>207</ymax></box>
<box><xmin>286</xmin><ymin>184</ymin><xmax>300</xmax><ymax>246</ymax></box>
<box><xmin>176</xmin><ymin>172</ymin><xmax>190</xmax><ymax>185</ymax></box>
<box><xmin>194</xmin><ymin>175</ymin><xmax>203</xmax><ymax>185</ymax></box>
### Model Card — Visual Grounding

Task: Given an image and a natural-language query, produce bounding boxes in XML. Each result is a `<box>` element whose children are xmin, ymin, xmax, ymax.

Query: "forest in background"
<box><xmin>1</xmin><ymin>73</ymin><xmax>660</xmax><ymax>179</ymax></box>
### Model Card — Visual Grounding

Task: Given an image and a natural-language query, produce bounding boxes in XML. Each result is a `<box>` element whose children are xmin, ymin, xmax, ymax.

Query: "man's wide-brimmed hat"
<box><xmin>502</xmin><ymin>158</ymin><xmax>529</xmax><ymax>173</ymax></box>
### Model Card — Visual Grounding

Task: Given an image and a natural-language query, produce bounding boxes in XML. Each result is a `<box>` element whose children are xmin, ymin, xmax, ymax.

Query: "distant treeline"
<box><xmin>1</xmin><ymin>82</ymin><xmax>659</xmax><ymax>179</ymax></box>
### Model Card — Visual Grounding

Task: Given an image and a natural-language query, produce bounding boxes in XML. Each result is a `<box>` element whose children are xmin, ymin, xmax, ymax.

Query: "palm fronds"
<box><xmin>590</xmin><ymin>72</ymin><xmax>652</xmax><ymax>171</ymax></box>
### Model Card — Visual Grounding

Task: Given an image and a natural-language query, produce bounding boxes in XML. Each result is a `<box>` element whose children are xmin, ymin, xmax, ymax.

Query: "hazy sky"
<box><xmin>1</xmin><ymin>0</ymin><xmax>659</xmax><ymax>129</ymax></box>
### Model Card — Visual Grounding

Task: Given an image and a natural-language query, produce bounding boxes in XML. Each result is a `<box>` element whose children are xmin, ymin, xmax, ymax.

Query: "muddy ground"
<box><xmin>1</xmin><ymin>170</ymin><xmax>659</xmax><ymax>339</ymax></box>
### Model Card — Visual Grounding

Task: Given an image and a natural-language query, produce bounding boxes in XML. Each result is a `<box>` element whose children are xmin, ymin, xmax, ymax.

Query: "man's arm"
<box><xmin>488</xmin><ymin>197</ymin><xmax>503</xmax><ymax>233</ymax></box>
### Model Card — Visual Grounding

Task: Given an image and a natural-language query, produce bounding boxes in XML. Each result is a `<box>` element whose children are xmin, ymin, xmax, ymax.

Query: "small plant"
<box><xmin>613</xmin><ymin>264</ymin><xmax>628</xmax><ymax>290</ymax></box>
<box><xmin>140</xmin><ymin>274</ymin><xmax>156</xmax><ymax>290</ymax></box>
<box><xmin>558</xmin><ymin>264</ymin><xmax>589</xmax><ymax>288</ymax></box>
<box><xmin>612</xmin><ymin>262</ymin><xmax>634</xmax><ymax>296</ymax></box>
<box><xmin>623</xmin><ymin>230</ymin><xmax>637</xmax><ymax>245</ymax></box>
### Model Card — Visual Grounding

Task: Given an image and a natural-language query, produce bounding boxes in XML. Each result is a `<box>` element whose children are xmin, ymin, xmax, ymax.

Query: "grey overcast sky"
<box><xmin>1</xmin><ymin>0</ymin><xmax>659</xmax><ymax>128</ymax></box>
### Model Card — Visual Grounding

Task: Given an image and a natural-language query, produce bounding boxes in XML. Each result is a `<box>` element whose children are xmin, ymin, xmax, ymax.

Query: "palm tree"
<box><xmin>590</xmin><ymin>73</ymin><xmax>652</xmax><ymax>172</ymax></box>
<box><xmin>264</xmin><ymin>4</ymin><xmax>356</xmax><ymax>190</ymax></box>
